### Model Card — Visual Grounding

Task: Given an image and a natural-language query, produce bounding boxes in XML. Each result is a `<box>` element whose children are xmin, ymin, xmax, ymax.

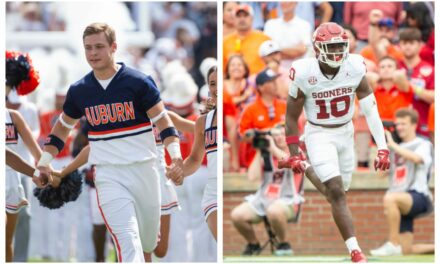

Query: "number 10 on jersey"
<box><xmin>315</xmin><ymin>95</ymin><xmax>351</xmax><ymax>119</ymax></box>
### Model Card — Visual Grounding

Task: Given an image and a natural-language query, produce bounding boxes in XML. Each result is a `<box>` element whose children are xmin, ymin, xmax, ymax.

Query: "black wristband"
<box><xmin>44</xmin><ymin>134</ymin><xmax>65</xmax><ymax>153</ymax></box>
<box><xmin>159</xmin><ymin>127</ymin><xmax>179</xmax><ymax>142</ymax></box>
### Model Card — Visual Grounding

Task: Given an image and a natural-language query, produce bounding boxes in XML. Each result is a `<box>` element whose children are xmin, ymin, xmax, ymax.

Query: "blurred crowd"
<box><xmin>222</xmin><ymin>1</ymin><xmax>435</xmax><ymax>172</ymax></box>
<box><xmin>6</xmin><ymin>1</ymin><xmax>217</xmax><ymax>262</ymax></box>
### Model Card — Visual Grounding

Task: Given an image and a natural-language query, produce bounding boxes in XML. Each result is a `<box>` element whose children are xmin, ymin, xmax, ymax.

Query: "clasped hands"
<box><xmin>166</xmin><ymin>158</ymin><xmax>184</xmax><ymax>186</ymax></box>
<box><xmin>32</xmin><ymin>166</ymin><xmax>62</xmax><ymax>189</ymax></box>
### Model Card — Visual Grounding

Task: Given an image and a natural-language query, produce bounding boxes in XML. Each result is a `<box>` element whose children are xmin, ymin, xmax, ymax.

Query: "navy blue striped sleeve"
<box><xmin>141</xmin><ymin>76</ymin><xmax>162</xmax><ymax>112</ymax></box>
<box><xmin>63</xmin><ymin>86</ymin><xmax>83</xmax><ymax>119</ymax></box>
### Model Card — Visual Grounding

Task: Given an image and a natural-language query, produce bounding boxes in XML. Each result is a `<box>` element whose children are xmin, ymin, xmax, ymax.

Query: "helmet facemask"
<box><xmin>315</xmin><ymin>40</ymin><xmax>349</xmax><ymax>68</ymax></box>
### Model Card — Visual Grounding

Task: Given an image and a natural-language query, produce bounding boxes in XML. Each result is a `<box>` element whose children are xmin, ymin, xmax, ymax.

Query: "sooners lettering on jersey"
<box><xmin>289</xmin><ymin>54</ymin><xmax>366</xmax><ymax>125</ymax></box>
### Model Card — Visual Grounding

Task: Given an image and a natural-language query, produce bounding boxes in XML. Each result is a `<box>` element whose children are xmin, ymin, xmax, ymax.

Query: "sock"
<box><xmin>345</xmin><ymin>237</ymin><xmax>361</xmax><ymax>253</ymax></box>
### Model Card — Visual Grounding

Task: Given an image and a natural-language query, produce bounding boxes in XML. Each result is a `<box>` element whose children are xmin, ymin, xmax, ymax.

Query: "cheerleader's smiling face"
<box><xmin>208</xmin><ymin>67</ymin><xmax>217</xmax><ymax>102</ymax></box>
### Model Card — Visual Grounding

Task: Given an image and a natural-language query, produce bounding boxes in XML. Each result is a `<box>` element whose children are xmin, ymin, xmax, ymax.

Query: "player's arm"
<box><xmin>168</xmin><ymin>110</ymin><xmax>195</xmax><ymax>133</ymax></box>
<box><xmin>37</xmin><ymin>112</ymin><xmax>79</xmax><ymax>187</ymax></box>
<box><xmin>148</xmin><ymin>101</ymin><xmax>181</xmax><ymax>153</ymax></box>
<box><xmin>6</xmin><ymin>148</ymin><xmax>36</xmax><ymax>178</ymax></box>
<box><xmin>285</xmin><ymin>90</ymin><xmax>305</xmax><ymax>156</ymax></box>
<box><xmin>44</xmin><ymin>113</ymin><xmax>78</xmax><ymax>157</ymax></box>
<box><xmin>53</xmin><ymin>145</ymin><xmax>90</xmax><ymax>178</ymax></box>
<box><xmin>181</xmin><ymin>116</ymin><xmax>206</xmax><ymax>177</ymax></box>
<box><xmin>40</xmin><ymin>113</ymin><xmax>78</xmax><ymax>160</ymax></box>
<box><xmin>356</xmin><ymin>76</ymin><xmax>390</xmax><ymax>171</ymax></box>
<box><xmin>10</xmin><ymin>110</ymin><xmax>42</xmax><ymax>161</ymax></box>
<box><xmin>283</xmin><ymin>91</ymin><xmax>309</xmax><ymax>175</ymax></box>
<box><xmin>284</xmin><ymin>71</ymin><xmax>328</xmax><ymax>194</ymax></box>
<box><xmin>147</xmin><ymin>101</ymin><xmax>183</xmax><ymax>185</ymax></box>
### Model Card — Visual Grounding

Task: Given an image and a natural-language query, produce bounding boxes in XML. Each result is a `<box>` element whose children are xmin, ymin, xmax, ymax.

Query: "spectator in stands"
<box><xmin>404</xmin><ymin>2</ymin><xmax>434</xmax><ymax>66</ymax></box>
<box><xmin>223</xmin><ymin>1</ymin><xmax>238</xmax><ymax>37</ymax></box>
<box><xmin>224</xmin><ymin>55</ymin><xmax>253</xmax><ymax>172</ymax></box>
<box><xmin>150</xmin><ymin>2</ymin><xmax>184</xmax><ymax>38</ymax></box>
<box><xmin>247</xmin><ymin>2</ymin><xmax>279</xmax><ymax>31</ymax></box>
<box><xmin>231</xmin><ymin>124</ymin><xmax>304</xmax><ymax>256</ymax></box>
<box><xmin>344</xmin><ymin>23</ymin><xmax>377</xmax><ymax>73</ymax></box>
<box><xmin>224</xmin><ymin>55</ymin><xmax>254</xmax><ymax>117</ymax></box>
<box><xmin>186</xmin><ymin>2</ymin><xmax>217</xmax><ymax>84</ymax></box>
<box><xmin>330</xmin><ymin>2</ymin><xmax>344</xmax><ymax>24</ymax></box>
<box><xmin>371</xmin><ymin>108</ymin><xmax>434</xmax><ymax>257</ymax></box>
<box><xmin>295</xmin><ymin>1</ymin><xmax>333</xmax><ymax>32</ymax></box>
<box><xmin>175</xmin><ymin>26</ymin><xmax>199</xmax><ymax>68</ymax></box>
<box><xmin>264</xmin><ymin>2</ymin><xmax>311</xmax><ymax>69</ymax></box>
<box><xmin>343</xmin><ymin>23</ymin><xmax>376</xmax><ymax>71</ymax></box>
<box><xmin>360</xmin><ymin>9</ymin><xmax>403</xmax><ymax>67</ymax></box>
<box><xmin>344</xmin><ymin>2</ymin><xmax>402</xmax><ymax>52</ymax></box>
<box><xmin>239</xmin><ymin>68</ymin><xmax>286</xmax><ymax>168</ymax></box>
<box><xmin>223</xmin><ymin>4</ymin><xmax>271</xmax><ymax>75</ymax></box>
<box><xmin>398</xmin><ymin>28</ymin><xmax>434</xmax><ymax>138</ymax></box>
<box><xmin>257</xmin><ymin>40</ymin><xmax>289</xmax><ymax>99</ymax></box>
<box><xmin>342</xmin><ymin>24</ymin><xmax>357</xmax><ymax>54</ymax></box>
<box><xmin>146</xmin><ymin>38</ymin><xmax>188</xmax><ymax>73</ymax></box>
<box><xmin>372</xmin><ymin>56</ymin><xmax>412</xmax><ymax>122</ymax></box>
<box><xmin>17</xmin><ymin>2</ymin><xmax>47</xmax><ymax>31</ymax></box>
<box><xmin>164</xmin><ymin>4</ymin><xmax>201</xmax><ymax>57</ymax></box>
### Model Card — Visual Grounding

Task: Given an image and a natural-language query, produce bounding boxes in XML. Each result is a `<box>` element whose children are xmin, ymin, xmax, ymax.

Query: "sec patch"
<box><xmin>289</xmin><ymin>67</ymin><xmax>295</xmax><ymax>81</ymax></box>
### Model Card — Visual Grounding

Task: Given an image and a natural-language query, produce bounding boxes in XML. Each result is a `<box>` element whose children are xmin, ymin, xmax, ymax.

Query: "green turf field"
<box><xmin>28</xmin><ymin>249</ymin><xmax>117</xmax><ymax>262</ymax></box>
<box><xmin>224</xmin><ymin>255</ymin><xmax>434</xmax><ymax>263</ymax></box>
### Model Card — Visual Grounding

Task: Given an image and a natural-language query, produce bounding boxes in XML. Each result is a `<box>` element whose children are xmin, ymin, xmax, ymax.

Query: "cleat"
<box><xmin>351</xmin><ymin>249</ymin><xmax>367</xmax><ymax>263</ymax></box>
